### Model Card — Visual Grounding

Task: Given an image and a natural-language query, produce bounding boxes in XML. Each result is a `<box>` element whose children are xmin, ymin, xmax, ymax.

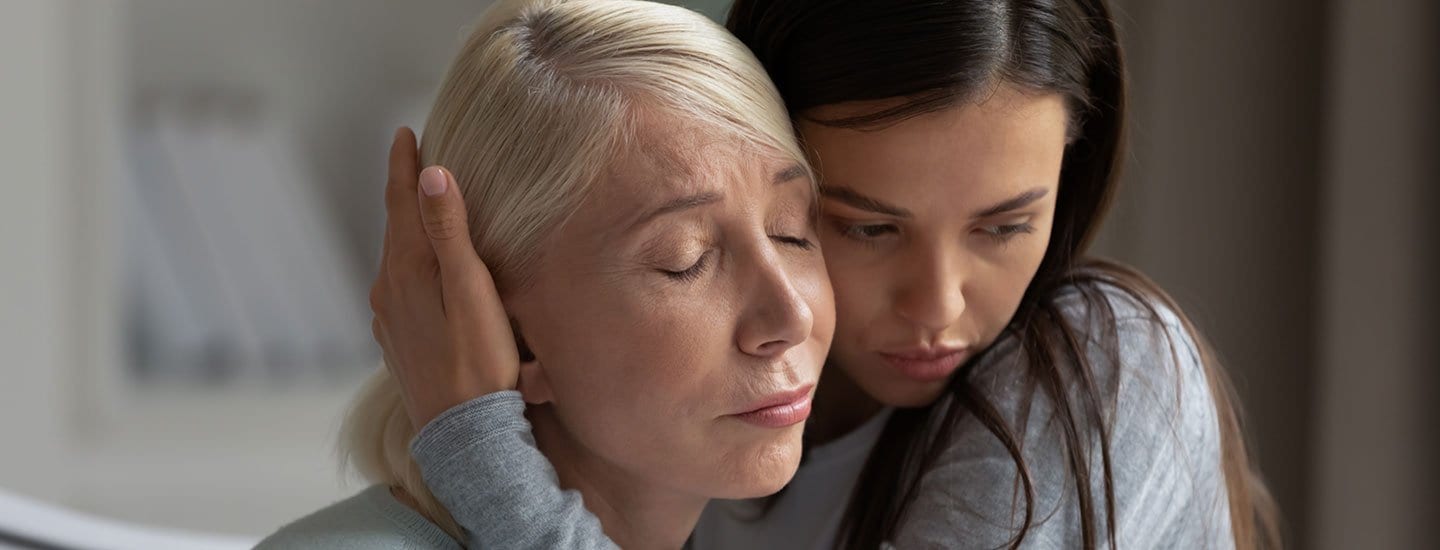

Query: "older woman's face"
<box><xmin>508</xmin><ymin>110</ymin><xmax>834</xmax><ymax>499</ymax></box>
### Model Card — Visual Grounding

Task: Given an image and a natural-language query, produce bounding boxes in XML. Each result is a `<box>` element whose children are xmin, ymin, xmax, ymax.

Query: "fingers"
<box><xmin>415</xmin><ymin>167</ymin><xmax>518</xmax><ymax>394</ymax></box>
<box><xmin>377</xmin><ymin>217</ymin><xmax>392</xmax><ymax>277</ymax></box>
<box><xmin>384</xmin><ymin>127</ymin><xmax>431</xmax><ymax>268</ymax></box>
<box><xmin>416</xmin><ymin>166</ymin><xmax>494</xmax><ymax>307</ymax></box>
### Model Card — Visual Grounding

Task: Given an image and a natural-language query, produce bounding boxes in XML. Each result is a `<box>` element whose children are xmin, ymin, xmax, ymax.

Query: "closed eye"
<box><xmin>661</xmin><ymin>250</ymin><xmax>713</xmax><ymax>282</ymax></box>
<box><xmin>771</xmin><ymin>235</ymin><xmax>816</xmax><ymax>250</ymax></box>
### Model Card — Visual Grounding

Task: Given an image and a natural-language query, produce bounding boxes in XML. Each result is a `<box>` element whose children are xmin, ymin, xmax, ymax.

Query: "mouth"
<box><xmin>878</xmin><ymin>346</ymin><xmax>969</xmax><ymax>383</ymax></box>
<box><xmin>728</xmin><ymin>384</ymin><xmax>815</xmax><ymax>428</ymax></box>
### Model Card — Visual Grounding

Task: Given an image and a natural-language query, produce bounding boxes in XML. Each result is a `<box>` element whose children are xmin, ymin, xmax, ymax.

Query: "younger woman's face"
<box><xmin>800</xmin><ymin>85</ymin><xmax>1068</xmax><ymax>407</ymax></box>
<box><xmin>509</xmin><ymin>110</ymin><xmax>834</xmax><ymax>499</ymax></box>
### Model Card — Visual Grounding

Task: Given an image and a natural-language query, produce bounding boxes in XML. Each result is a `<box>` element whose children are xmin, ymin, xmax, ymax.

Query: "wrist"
<box><xmin>410</xmin><ymin>380</ymin><xmax>515</xmax><ymax>429</ymax></box>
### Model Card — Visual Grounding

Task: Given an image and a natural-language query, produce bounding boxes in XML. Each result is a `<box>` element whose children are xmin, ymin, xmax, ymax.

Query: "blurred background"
<box><xmin>0</xmin><ymin>0</ymin><xmax>1434</xmax><ymax>548</ymax></box>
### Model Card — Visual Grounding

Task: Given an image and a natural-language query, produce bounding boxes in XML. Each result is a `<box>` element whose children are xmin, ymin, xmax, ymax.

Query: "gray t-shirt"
<box><xmin>401</xmin><ymin>282</ymin><xmax>1234</xmax><ymax>549</ymax></box>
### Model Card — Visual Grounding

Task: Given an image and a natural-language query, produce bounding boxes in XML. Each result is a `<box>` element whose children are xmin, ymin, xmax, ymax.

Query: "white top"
<box><xmin>690</xmin><ymin>408</ymin><xmax>894</xmax><ymax>550</ymax></box>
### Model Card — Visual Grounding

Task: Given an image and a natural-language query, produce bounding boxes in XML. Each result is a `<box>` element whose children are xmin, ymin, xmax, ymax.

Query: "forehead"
<box><xmin>584</xmin><ymin>110</ymin><xmax>791</xmax><ymax>225</ymax></box>
<box><xmin>608</xmin><ymin>114</ymin><xmax>736</xmax><ymax>197</ymax></box>
<box><xmin>800</xmin><ymin>87</ymin><xmax>1069</xmax><ymax>199</ymax></box>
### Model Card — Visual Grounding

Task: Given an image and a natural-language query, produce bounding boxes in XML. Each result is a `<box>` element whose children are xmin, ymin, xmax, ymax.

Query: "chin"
<box><xmin>705</xmin><ymin>428</ymin><xmax>804</xmax><ymax>499</ymax></box>
<box><xmin>858</xmin><ymin>371</ymin><xmax>950</xmax><ymax>408</ymax></box>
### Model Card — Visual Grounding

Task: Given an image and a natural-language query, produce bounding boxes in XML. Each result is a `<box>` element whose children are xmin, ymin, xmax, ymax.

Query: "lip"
<box><xmin>729</xmin><ymin>385</ymin><xmax>814</xmax><ymax>428</ymax></box>
<box><xmin>879</xmin><ymin>346</ymin><xmax>969</xmax><ymax>383</ymax></box>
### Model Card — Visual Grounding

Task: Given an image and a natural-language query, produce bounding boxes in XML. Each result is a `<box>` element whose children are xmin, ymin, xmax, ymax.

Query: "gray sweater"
<box><xmin>256</xmin><ymin>484</ymin><xmax>462</xmax><ymax>549</ymax></box>
<box><xmin>261</xmin><ymin>283</ymin><xmax>1234</xmax><ymax>548</ymax></box>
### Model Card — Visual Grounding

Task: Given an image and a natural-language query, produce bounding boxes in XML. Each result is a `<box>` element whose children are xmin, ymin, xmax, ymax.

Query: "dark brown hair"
<box><xmin>725</xmin><ymin>1</ymin><xmax>1281</xmax><ymax>548</ymax></box>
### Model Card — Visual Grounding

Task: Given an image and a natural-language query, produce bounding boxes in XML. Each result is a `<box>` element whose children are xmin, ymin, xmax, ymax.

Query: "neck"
<box><xmin>526</xmin><ymin>405</ymin><xmax>705</xmax><ymax>550</ymax></box>
<box><xmin>805</xmin><ymin>363</ymin><xmax>884</xmax><ymax>447</ymax></box>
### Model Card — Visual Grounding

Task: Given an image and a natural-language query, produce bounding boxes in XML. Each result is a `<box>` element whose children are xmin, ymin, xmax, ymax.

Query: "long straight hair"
<box><xmin>726</xmin><ymin>1</ymin><xmax>1281</xmax><ymax>548</ymax></box>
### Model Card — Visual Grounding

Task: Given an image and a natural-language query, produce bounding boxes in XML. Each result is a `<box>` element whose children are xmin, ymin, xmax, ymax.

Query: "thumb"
<box><xmin>417</xmin><ymin>166</ymin><xmax>485</xmax><ymax>285</ymax></box>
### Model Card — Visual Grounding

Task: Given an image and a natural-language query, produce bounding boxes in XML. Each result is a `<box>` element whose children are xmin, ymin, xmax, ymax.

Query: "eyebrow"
<box><xmin>971</xmin><ymin>187</ymin><xmax>1049</xmax><ymax>218</ymax></box>
<box><xmin>630</xmin><ymin>191</ymin><xmax>722</xmax><ymax>230</ymax></box>
<box><xmin>627</xmin><ymin>164</ymin><xmax>808</xmax><ymax>231</ymax></box>
<box><xmin>820</xmin><ymin>186</ymin><xmax>912</xmax><ymax>217</ymax></box>
<box><xmin>774</xmin><ymin>164</ymin><xmax>808</xmax><ymax>185</ymax></box>
<box><xmin>821</xmin><ymin>185</ymin><xmax>1050</xmax><ymax>220</ymax></box>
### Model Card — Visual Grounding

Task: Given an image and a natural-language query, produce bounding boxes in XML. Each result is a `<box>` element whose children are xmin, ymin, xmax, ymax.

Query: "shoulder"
<box><xmin>1049</xmin><ymin>278</ymin><xmax>1232</xmax><ymax>542</ymax></box>
<box><xmin>955</xmin><ymin>276</ymin><xmax>1217</xmax><ymax>456</ymax></box>
<box><xmin>256</xmin><ymin>485</ymin><xmax>462</xmax><ymax>550</ymax></box>
<box><xmin>967</xmin><ymin>275</ymin><xmax>1205</xmax><ymax>407</ymax></box>
<box><xmin>994</xmin><ymin>275</ymin><xmax>1205</xmax><ymax>396</ymax></box>
<box><xmin>1050</xmin><ymin>275</ymin><xmax>1193</xmax><ymax>348</ymax></box>
<box><xmin>893</xmin><ymin>277</ymin><xmax>1231</xmax><ymax>545</ymax></box>
<box><xmin>1001</xmin><ymin>276</ymin><xmax>1215</xmax><ymax>442</ymax></box>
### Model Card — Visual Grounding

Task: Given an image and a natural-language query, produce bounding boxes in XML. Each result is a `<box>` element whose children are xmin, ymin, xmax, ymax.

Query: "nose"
<box><xmin>893</xmin><ymin>245</ymin><xmax>966</xmax><ymax>335</ymax></box>
<box><xmin>735</xmin><ymin>247</ymin><xmax>816</xmax><ymax>358</ymax></box>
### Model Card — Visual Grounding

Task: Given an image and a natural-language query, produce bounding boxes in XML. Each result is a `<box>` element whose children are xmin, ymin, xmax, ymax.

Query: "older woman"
<box><xmin>257</xmin><ymin>1</ymin><xmax>833</xmax><ymax>548</ymax></box>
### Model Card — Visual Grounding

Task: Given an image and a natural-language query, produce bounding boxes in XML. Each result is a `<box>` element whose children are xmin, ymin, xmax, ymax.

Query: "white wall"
<box><xmin>0</xmin><ymin>0</ymin><xmax>78</xmax><ymax>503</ymax></box>
<box><xmin>124</xmin><ymin>0</ymin><xmax>729</xmax><ymax>272</ymax></box>
<box><xmin>126</xmin><ymin>0</ymin><xmax>495</xmax><ymax>274</ymax></box>
<box><xmin>0</xmin><ymin>0</ymin><xmax>448</xmax><ymax>536</ymax></box>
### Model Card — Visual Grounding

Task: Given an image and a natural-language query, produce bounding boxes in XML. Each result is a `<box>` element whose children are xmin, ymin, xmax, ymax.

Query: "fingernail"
<box><xmin>420</xmin><ymin>167</ymin><xmax>446</xmax><ymax>196</ymax></box>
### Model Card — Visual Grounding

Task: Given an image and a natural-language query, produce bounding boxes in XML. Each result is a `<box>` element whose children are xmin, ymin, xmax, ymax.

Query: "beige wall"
<box><xmin>1102</xmin><ymin>0</ymin><xmax>1438</xmax><ymax>546</ymax></box>
<box><xmin>1098</xmin><ymin>0</ymin><xmax>1326</xmax><ymax>544</ymax></box>
<box><xmin>1311</xmin><ymin>1</ymin><xmax>1438</xmax><ymax>548</ymax></box>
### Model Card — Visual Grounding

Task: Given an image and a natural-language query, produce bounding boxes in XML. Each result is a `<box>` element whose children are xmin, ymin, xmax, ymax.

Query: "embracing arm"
<box><xmin>371</xmin><ymin>128</ymin><xmax>618</xmax><ymax>549</ymax></box>
<box><xmin>890</xmin><ymin>291</ymin><xmax>1233</xmax><ymax>549</ymax></box>
<box><xmin>409</xmin><ymin>391</ymin><xmax>617</xmax><ymax>549</ymax></box>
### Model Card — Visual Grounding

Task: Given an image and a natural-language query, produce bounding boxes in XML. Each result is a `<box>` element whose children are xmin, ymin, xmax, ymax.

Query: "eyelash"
<box><xmin>659</xmin><ymin>235</ymin><xmax>814</xmax><ymax>282</ymax></box>
<box><xmin>836</xmin><ymin>222</ymin><xmax>898</xmax><ymax>242</ymax></box>
<box><xmin>662</xmin><ymin>250</ymin><xmax>712</xmax><ymax>282</ymax></box>
<box><xmin>772</xmin><ymin>234</ymin><xmax>816</xmax><ymax>250</ymax></box>
<box><xmin>834</xmin><ymin>222</ymin><xmax>1036</xmax><ymax>245</ymax></box>
<box><xmin>981</xmin><ymin>222</ymin><xmax>1037</xmax><ymax>242</ymax></box>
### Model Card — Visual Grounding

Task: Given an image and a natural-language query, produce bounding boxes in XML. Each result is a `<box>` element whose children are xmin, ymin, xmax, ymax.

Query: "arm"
<box><xmin>409</xmin><ymin>391</ymin><xmax>617</xmax><ymax>550</ymax></box>
<box><xmin>370</xmin><ymin>128</ymin><xmax>617</xmax><ymax>549</ymax></box>
<box><xmin>891</xmin><ymin>297</ymin><xmax>1232</xmax><ymax>549</ymax></box>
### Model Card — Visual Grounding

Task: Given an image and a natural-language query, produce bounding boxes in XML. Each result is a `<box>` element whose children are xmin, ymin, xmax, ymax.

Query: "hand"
<box><xmin>369</xmin><ymin>127</ymin><xmax>521</xmax><ymax>430</ymax></box>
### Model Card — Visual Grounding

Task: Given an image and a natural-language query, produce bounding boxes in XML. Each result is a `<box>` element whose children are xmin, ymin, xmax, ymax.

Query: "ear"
<box><xmin>511</xmin><ymin>321</ymin><xmax>553</xmax><ymax>405</ymax></box>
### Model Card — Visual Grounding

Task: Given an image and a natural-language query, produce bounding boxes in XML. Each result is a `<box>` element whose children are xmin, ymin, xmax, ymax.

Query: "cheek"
<box><xmin>1011</xmin><ymin>218</ymin><xmax>1052</xmax><ymax>290</ymax></box>
<box><xmin>820</xmin><ymin>241</ymin><xmax>885</xmax><ymax>324</ymax></box>
<box><xmin>530</xmin><ymin>282</ymin><xmax>808</xmax><ymax>496</ymax></box>
<box><xmin>794</xmin><ymin>252</ymin><xmax>838</xmax><ymax>348</ymax></box>
<box><xmin>825</xmin><ymin>263</ymin><xmax>887</xmax><ymax>341</ymax></box>
<box><xmin>970</xmin><ymin>234</ymin><xmax>1050</xmax><ymax>339</ymax></box>
<box><xmin>542</xmin><ymin>289</ymin><xmax>728</xmax><ymax>408</ymax></box>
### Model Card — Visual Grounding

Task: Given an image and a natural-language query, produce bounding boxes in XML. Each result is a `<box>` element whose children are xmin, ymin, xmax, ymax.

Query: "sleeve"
<box><xmin>890</xmin><ymin>310</ymin><xmax>1234</xmax><ymax>549</ymax></box>
<box><xmin>409</xmin><ymin>391</ymin><xmax>620</xmax><ymax>550</ymax></box>
<box><xmin>254</xmin><ymin>530</ymin><xmax>456</xmax><ymax>550</ymax></box>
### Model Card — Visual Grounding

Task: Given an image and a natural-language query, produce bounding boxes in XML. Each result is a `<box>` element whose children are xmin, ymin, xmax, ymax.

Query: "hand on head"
<box><xmin>369</xmin><ymin>127</ymin><xmax>528</xmax><ymax>431</ymax></box>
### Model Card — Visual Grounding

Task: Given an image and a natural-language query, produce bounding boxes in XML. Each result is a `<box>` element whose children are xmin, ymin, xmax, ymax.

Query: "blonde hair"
<box><xmin>341</xmin><ymin>0</ymin><xmax>807</xmax><ymax>538</ymax></box>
